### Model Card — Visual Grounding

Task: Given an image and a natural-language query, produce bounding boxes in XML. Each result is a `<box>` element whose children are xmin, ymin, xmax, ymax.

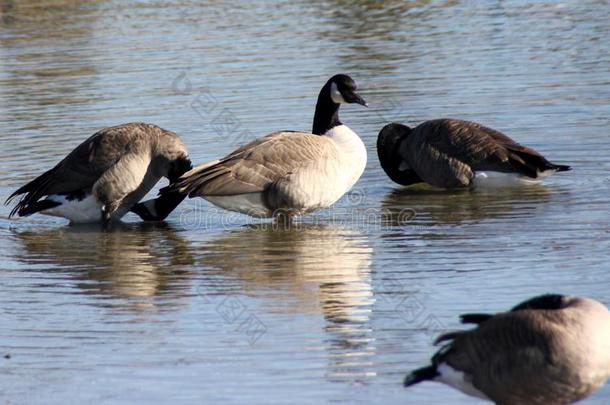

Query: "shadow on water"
<box><xmin>381</xmin><ymin>183</ymin><xmax>558</xmax><ymax>226</ymax></box>
<box><xmin>199</xmin><ymin>223</ymin><xmax>375</xmax><ymax>382</ymax></box>
<box><xmin>10</xmin><ymin>222</ymin><xmax>195</xmax><ymax>310</ymax></box>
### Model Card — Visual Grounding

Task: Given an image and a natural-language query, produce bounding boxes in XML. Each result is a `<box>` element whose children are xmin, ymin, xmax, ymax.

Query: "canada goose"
<box><xmin>162</xmin><ymin>74</ymin><xmax>368</xmax><ymax>218</ymax></box>
<box><xmin>404</xmin><ymin>294</ymin><xmax>610</xmax><ymax>404</ymax></box>
<box><xmin>377</xmin><ymin>119</ymin><xmax>571</xmax><ymax>188</ymax></box>
<box><xmin>6</xmin><ymin>123</ymin><xmax>192</xmax><ymax>224</ymax></box>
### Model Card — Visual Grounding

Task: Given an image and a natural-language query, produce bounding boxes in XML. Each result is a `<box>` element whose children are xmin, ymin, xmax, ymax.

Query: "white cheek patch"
<box><xmin>330</xmin><ymin>82</ymin><xmax>345</xmax><ymax>104</ymax></box>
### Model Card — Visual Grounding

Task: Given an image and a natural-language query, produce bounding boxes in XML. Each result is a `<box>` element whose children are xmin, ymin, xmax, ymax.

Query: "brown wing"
<box><xmin>434</xmin><ymin>311</ymin><xmax>573</xmax><ymax>404</ymax></box>
<box><xmin>405</xmin><ymin>119</ymin><xmax>557</xmax><ymax>188</ymax></box>
<box><xmin>6</xmin><ymin>123</ymin><xmax>157</xmax><ymax>217</ymax></box>
<box><xmin>170</xmin><ymin>131</ymin><xmax>338</xmax><ymax>197</ymax></box>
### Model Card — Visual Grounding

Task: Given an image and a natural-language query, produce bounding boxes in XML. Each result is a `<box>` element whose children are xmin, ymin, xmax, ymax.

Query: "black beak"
<box><xmin>344</xmin><ymin>91</ymin><xmax>368</xmax><ymax>107</ymax></box>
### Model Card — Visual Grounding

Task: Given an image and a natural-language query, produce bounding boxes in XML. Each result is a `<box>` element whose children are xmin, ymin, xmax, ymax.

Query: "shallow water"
<box><xmin>1</xmin><ymin>0</ymin><xmax>609</xmax><ymax>403</ymax></box>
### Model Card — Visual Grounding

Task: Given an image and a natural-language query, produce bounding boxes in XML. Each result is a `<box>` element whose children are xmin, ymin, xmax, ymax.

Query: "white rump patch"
<box><xmin>436</xmin><ymin>363</ymin><xmax>489</xmax><ymax>401</ymax></box>
<box><xmin>42</xmin><ymin>194</ymin><xmax>105</xmax><ymax>223</ymax></box>
<box><xmin>473</xmin><ymin>171</ymin><xmax>542</xmax><ymax>188</ymax></box>
<box><xmin>536</xmin><ymin>169</ymin><xmax>556</xmax><ymax>179</ymax></box>
<box><xmin>330</xmin><ymin>82</ymin><xmax>345</xmax><ymax>104</ymax></box>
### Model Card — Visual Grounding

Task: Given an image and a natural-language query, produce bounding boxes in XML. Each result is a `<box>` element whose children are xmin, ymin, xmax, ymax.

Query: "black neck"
<box><xmin>312</xmin><ymin>83</ymin><xmax>341</xmax><ymax>135</ymax></box>
<box><xmin>511</xmin><ymin>294</ymin><xmax>566</xmax><ymax>311</ymax></box>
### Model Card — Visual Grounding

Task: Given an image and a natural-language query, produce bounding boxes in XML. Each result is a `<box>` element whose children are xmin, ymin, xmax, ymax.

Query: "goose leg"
<box><xmin>101</xmin><ymin>205</ymin><xmax>112</xmax><ymax>228</ymax></box>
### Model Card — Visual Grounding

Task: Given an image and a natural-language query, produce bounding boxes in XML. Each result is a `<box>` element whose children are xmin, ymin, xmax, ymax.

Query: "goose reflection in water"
<box><xmin>381</xmin><ymin>184</ymin><xmax>557</xmax><ymax>226</ymax></box>
<box><xmin>12</xmin><ymin>223</ymin><xmax>194</xmax><ymax>310</ymax></box>
<box><xmin>200</xmin><ymin>223</ymin><xmax>375</xmax><ymax>383</ymax></box>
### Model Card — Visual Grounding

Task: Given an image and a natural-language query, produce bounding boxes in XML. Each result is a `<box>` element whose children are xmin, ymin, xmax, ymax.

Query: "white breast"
<box><xmin>285</xmin><ymin>125</ymin><xmax>367</xmax><ymax>213</ymax></box>
<box><xmin>42</xmin><ymin>194</ymin><xmax>105</xmax><ymax>224</ymax></box>
<box><xmin>204</xmin><ymin>126</ymin><xmax>367</xmax><ymax>217</ymax></box>
<box><xmin>323</xmin><ymin>124</ymin><xmax>367</xmax><ymax>193</ymax></box>
<box><xmin>472</xmin><ymin>171</ymin><xmax>542</xmax><ymax>188</ymax></box>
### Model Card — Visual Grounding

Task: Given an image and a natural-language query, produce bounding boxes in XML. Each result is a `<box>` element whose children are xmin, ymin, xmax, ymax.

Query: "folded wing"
<box><xmin>407</xmin><ymin>119</ymin><xmax>567</xmax><ymax>187</ymax></box>
<box><xmin>167</xmin><ymin>131</ymin><xmax>337</xmax><ymax>198</ymax></box>
<box><xmin>6</xmin><ymin>124</ymin><xmax>154</xmax><ymax>217</ymax></box>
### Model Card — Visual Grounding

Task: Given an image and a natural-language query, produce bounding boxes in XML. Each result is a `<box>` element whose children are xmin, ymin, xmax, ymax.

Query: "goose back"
<box><xmin>409</xmin><ymin>295</ymin><xmax>610</xmax><ymax>404</ymax></box>
<box><xmin>165</xmin><ymin>131</ymin><xmax>351</xmax><ymax>216</ymax></box>
<box><xmin>389</xmin><ymin>119</ymin><xmax>570</xmax><ymax>188</ymax></box>
<box><xmin>7</xmin><ymin>123</ymin><xmax>189</xmax><ymax>222</ymax></box>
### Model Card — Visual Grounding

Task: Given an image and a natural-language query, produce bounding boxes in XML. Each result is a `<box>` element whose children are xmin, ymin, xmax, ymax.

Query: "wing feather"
<box><xmin>432</xmin><ymin>311</ymin><xmax>568</xmax><ymax>403</ymax></box>
<box><xmin>405</xmin><ymin>119</ymin><xmax>556</xmax><ymax>187</ymax></box>
<box><xmin>168</xmin><ymin>131</ymin><xmax>337</xmax><ymax>197</ymax></box>
<box><xmin>6</xmin><ymin>123</ymin><xmax>159</xmax><ymax>217</ymax></box>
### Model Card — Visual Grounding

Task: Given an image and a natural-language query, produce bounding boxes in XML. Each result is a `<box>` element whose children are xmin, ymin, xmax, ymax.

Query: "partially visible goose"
<box><xmin>378</xmin><ymin>119</ymin><xmax>571</xmax><ymax>188</ymax></box>
<box><xmin>6</xmin><ymin>123</ymin><xmax>192</xmax><ymax>224</ymax></box>
<box><xmin>162</xmin><ymin>74</ymin><xmax>368</xmax><ymax>218</ymax></box>
<box><xmin>404</xmin><ymin>294</ymin><xmax>610</xmax><ymax>404</ymax></box>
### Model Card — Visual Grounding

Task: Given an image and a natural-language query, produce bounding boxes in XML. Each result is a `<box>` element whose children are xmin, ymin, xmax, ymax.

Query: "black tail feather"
<box><xmin>550</xmin><ymin>163</ymin><xmax>571</xmax><ymax>172</ymax></box>
<box><xmin>12</xmin><ymin>199</ymin><xmax>61</xmax><ymax>217</ymax></box>
<box><xmin>6</xmin><ymin>166</ymin><xmax>62</xmax><ymax>218</ymax></box>
<box><xmin>507</xmin><ymin>147</ymin><xmax>571</xmax><ymax>177</ymax></box>
<box><xmin>5</xmin><ymin>166</ymin><xmax>60</xmax><ymax>205</ymax></box>
<box><xmin>403</xmin><ymin>365</ymin><xmax>439</xmax><ymax>387</ymax></box>
<box><xmin>460</xmin><ymin>313</ymin><xmax>493</xmax><ymax>324</ymax></box>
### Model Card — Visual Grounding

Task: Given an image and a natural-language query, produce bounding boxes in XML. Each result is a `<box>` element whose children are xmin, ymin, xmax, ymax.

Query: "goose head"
<box><xmin>377</xmin><ymin>123</ymin><xmax>422</xmax><ymax>186</ymax></box>
<box><xmin>327</xmin><ymin>74</ymin><xmax>367</xmax><ymax>107</ymax></box>
<box><xmin>167</xmin><ymin>156</ymin><xmax>193</xmax><ymax>182</ymax></box>
<box><xmin>312</xmin><ymin>74</ymin><xmax>367</xmax><ymax>135</ymax></box>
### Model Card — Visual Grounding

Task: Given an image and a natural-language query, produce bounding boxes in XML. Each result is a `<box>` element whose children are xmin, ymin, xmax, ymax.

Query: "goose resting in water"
<box><xmin>160</xmin><ymin>74</ymin><xmax>368</xmax><ymax>218</ymax></box>
<box><xmin>404</xmin><ymin>294</ymin><xmax>610</xmax><ymax>404</ymax></box>
<box><xmin>378</xmin><ymin>119</ymin><xmax>571</xmax><ymax>188</ymax></box>
<box><xmin>6</xmin><ymin>123</ymin><xmax>192</xmax><ymax>225</ymax></box>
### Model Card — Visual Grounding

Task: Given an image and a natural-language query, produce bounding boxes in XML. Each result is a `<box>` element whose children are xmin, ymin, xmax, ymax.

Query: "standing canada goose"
<box><xmin>6</xmin><ymin>123</ymin><xmax>192</xmax><ymax>224</ymax></box>
<box><xmin>404</xmin><ymin>294</ymin><xmax>610</xmax><ymax>404</ymax></box>
<box><xmin>377</xmin><ymin>119</ymin><xmax>571</xmax><ymax>188</ymax></box>
<box><xmin>162</xmin><ymin>74</ymin><xmax>368</xmax><ymax>218</ymax></box>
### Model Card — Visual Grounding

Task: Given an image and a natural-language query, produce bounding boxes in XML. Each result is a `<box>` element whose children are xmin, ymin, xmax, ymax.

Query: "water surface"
<box><xmin>1</xmin><ymin>1</ymin><xmax>609</xmax><ymax>403</ymax></box>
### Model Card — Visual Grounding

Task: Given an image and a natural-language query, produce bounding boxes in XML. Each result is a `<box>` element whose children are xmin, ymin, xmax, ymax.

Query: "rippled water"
<box><xmin>1</xmin><ymin>1</ymin><xmax>609</xmax><ymax>403</ymax></box>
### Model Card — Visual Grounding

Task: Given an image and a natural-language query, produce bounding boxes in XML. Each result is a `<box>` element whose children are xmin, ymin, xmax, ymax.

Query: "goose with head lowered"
<box><xmin>378</xmin><ymin>119</ymin><xmax>570</xmax><ymax>189</ymax></box>
<box><xmin>404</xmin><ymin>294</ymin><xmax>610</xmax><ymax>404</ymax></box>
<box><xmin>160</xmin><ymin>74</ymin><xmax>368</xmax><ymax>218</ymax></box>
<box><xmin>6</xmin><ymin>123</ymin><xmax>192</xmax><ymax>225</ymax></box>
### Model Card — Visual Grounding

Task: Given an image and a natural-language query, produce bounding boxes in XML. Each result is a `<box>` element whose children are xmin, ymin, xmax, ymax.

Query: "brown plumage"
<box><xmin>6</xmin><ymin>123</ymin><xmax>191</xmax><ymax>224</ymax></box>
<box><xmin>404</xmin><ymin>294</ymin><xmax>610</xmax><ymax>404</ymax></box>
<box><xmin>172</xmin><ymin>132</ymin><xmax>336</xmax><ymax>195</ymax></box>
<box><xmin>163</xmin><ymin>131</ymin><xmax>344</xmax><ymax>216</ymax></box>
<box><xmin>378</xmin><ymin>119</ymin><xmax>571</xmax><ymax>188</ymax></box>
<box><xmin>161</xmin><ymin>74</ymin><xmax>368</xmax><ymax>218</ymax></box>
